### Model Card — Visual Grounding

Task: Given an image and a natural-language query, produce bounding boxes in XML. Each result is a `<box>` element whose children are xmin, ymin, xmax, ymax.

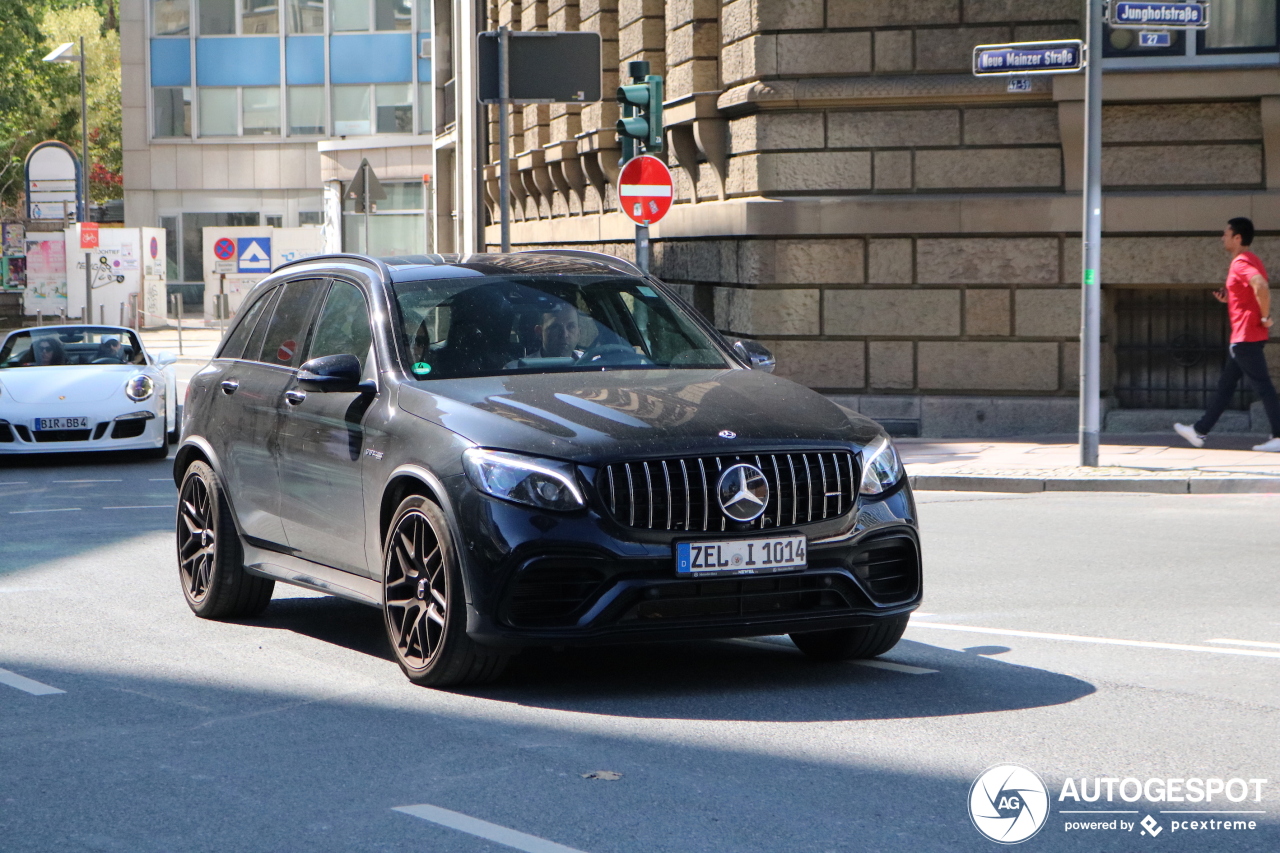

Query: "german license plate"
<box><xmin>676</xmin><ymin>534</ymin><xmax>807</xmax><ymax>576</ymax></box>
<box><xmin>34</xmin><ymin>417</ymin><xmax>89</xmax><ymax>431</ymax></box>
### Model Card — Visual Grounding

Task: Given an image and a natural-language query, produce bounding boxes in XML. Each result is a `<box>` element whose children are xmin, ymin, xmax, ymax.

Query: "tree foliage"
<box><xmin>0</xmin><ymin>1</ymin><xmax>121</xmax><ymax>218</ymax></box>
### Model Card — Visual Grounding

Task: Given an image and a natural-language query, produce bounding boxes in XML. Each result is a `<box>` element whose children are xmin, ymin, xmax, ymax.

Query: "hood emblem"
<box><xmin>718</xmin><ymin>429</ymin><xmax>737</xmax><ymax>439</ymax></box>
<box><xmin>717</xmin><ymin>463</ymin><xmax>769</xmax><ymax>522</ymax></box>
<box><xmin>59</xmin><ymin>395</ymin><xmax>66</xmax><ymax>400</ymax></box>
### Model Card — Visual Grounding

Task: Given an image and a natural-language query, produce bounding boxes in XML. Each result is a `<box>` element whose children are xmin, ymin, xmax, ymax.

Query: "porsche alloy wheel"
<box><xmin>382</xmin><ymin>495</ymin><xmax>507</xmax><ymax>687</ymax></box>
<box><xmin>176</xmin><ymin>461</ymin><xmax>273</xmax><ymax>618</ymax></box>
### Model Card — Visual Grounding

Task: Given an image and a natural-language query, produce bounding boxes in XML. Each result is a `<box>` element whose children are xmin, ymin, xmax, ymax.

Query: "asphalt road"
<box><xmin>0</xmin><ymin>452</ymin><xmax>1276</xmax><ymax>852</ymax></box>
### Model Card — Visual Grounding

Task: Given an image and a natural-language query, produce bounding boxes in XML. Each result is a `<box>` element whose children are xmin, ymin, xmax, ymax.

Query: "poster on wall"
<box><xmin>22</xmin><ymin>232</ymin><xmax>67</xmax><ymax>314</ymax></box>
<box><xmin>64</xmin><ymin>224</ymin><xmax>143</xmax><ymax>324</ymax></box>
<box><xmin>3</xmin><ymin>224</ymin><xmax>26</xmax><ymax>256</ymax></box>
<box><xmin>140</xmin><ymin>227</ymin><xmax>167</xmax><ymax>325</ymax></box>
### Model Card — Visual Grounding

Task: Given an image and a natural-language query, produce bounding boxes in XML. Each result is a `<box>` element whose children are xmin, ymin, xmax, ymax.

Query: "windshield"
<box><xmin>0</xmin><ymin>327</ymin><xmax>146</xmax><ymax>369</ymax></box>
<box><xmin>392</xmin><ymin>275</ymin><xmax>731</xmax><ymax>379</ymax></box>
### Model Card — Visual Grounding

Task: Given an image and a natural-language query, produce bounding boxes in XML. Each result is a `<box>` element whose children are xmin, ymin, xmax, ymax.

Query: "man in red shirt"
<box><xmin>1176</xmin><ymin>217</ymin><xmax>1280</xmax><ymax>451</ymax></box>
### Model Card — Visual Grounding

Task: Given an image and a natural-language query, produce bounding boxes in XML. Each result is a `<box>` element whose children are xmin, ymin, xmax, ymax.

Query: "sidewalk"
<box><xmin>139</xmin><ymin>325</ymin><xmax>223</xmax><ymax>364</ymax></box>
<box><xmin>901</xmin><ymin>434</ymin><xmax>1280</xmax><ymax>493</ymax></box>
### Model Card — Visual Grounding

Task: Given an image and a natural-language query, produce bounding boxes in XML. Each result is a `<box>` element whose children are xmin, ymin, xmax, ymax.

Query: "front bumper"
<box><xmin>449</xmin><ymin>478</ymin><xmax>921</xmax><ymax>649</ymax></box>
<box><xmin>0</xmin><ymin>412</ymin><xmax>165</xmax><ymax>454</ymax></box>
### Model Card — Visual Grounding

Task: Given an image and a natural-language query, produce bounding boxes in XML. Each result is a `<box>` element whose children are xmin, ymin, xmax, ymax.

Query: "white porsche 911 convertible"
<box><xmin>0</xmin><ymin>325</ymin><xmax>178</xmax><ymax>458</ymax></box>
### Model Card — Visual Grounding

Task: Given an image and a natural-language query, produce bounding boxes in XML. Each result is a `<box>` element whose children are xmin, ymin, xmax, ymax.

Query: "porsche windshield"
<box><xmin>393</xmin><ymin>275</ymin><xmax>731</xmax><ymax>378</ymax></box>
<box><xmin>0</xmin><ymin>327</ymin><xmax>146</xmax><ymax>369</ymax></box>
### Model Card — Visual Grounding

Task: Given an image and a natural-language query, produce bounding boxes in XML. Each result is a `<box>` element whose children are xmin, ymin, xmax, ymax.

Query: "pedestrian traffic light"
<box><xmin>616</xmin><ymin>60</ymin><xmax>663</xmax><ymax>162</ymax></box>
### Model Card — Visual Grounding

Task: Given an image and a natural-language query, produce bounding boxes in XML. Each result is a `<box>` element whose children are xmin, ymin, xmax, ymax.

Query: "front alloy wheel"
<box><xmin>176</xmin><ymin>460</ymin><xmax>273</xmax><ymax>618</ymax></box>
<box><xmin>382</xmin><ymin>495</ymin><xmax>508</xmax><ymax>687</ymax></box>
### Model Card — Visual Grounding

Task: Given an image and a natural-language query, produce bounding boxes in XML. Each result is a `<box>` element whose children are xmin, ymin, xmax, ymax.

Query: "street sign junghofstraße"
<box><xmin>972</xmin><ymin>40</ymin><xmax>1086</xmax><ymax>76</ymax></box>
<box><xmin>1107</xmin><ymin>1</ymin><xmax>1209</xmax><ymax>30</ymax></box>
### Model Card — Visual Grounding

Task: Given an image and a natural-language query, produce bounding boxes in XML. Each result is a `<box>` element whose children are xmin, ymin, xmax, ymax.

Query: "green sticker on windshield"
<box><xmin>637</xmin><ymin>285</ymin><xmax>657</xmax><ymax>298</ymax></box>
<box><xmin>412</xmin><ymin>362</ymin><xmax>432</xmax><ymax>375</ymax></box>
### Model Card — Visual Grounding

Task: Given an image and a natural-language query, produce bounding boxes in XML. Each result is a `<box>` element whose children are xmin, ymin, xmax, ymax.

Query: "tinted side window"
<box><xmin>308</xmin><ymin>281</ymin><xmax>373</xmax><ymax>372</ymax></box>
<box><xmin>251</xmin><ymin>278</ymin><xmax>326</xmax><ymax>367</ymax></box>
<box><xmin>217</xmin><ymin>288</ymin><xmax>276</xmax><ymax>360</ymax></box>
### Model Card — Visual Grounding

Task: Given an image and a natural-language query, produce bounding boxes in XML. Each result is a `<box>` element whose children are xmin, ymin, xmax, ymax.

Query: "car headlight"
<box><xmin>860</xmin><ymin>434</ymin><xmax>904</xmax><ymax>496</ymax></box>
<box><xmin>462</xmin><ymin>448</ymin><xmax>586</xmax><ymax>512</ymax></box>
<box><xmin>125</xmin><ymin>374</ymin><xmax>155</xmax><ymax>402</ymax></box>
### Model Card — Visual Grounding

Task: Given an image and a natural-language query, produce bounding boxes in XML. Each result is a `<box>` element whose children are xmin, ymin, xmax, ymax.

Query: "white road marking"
<box><xmin>0</xmin><ymin>667</ymin><xmax>65</xmax><ymax>696</ymax></box>
<box><xmin>53</xmin><ymin>479</ymin><xmax>122</xmax><ymax>483</ymax></box>
<box><xmin>394</xmin><ymin>804</ymin><xmax>589</xmax><ymax>853</ymax></box>
<box><xmin>1209</xmin><ymin>638</ymin><xmax>1280</xmax><ymax>650</ymax></box>
<box><xmin>0</xmin><ymin>481</ymin><xmax>28</xmax><ymax>485</ymax></box>
<box><xmin>851</xmin><ymin>659</ymin><xmax>938</xmax><ymax>675</ymax></box>
<box><xmin>102</xmin><ymin>505</ymin><xmax>173</xmax><ymax>510</ymax></box>
<box><xmin>911</xmin><ymin>622</ymin><xmax>1280</xmax><ymax>660</ymax></box>
<box><xmin>8</xmin><ymin>508</ymin><xmax>81</xmax><ymax>514</ymax></box>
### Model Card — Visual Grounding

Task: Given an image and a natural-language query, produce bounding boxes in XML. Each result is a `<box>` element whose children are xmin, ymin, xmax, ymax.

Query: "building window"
<box><xmin>343</xmin><ymin>181</ymin><xmax>424</xmax><ymax>255</ymax></box>
<box><xmin>199</xmin><ymin>0</ymin><xmax>236</xmax><ymax>35</ymax></box>
<box><xmin>243</xmin><ymin>87</ymin><xmax>281</xmax><ymax>135</ymax></box>
<box><xmin>289</xmin><ymin>86</ymin><xmax>326</xmax><ymax>134</ymax></box>
<box><xmin>332</xmin><ymin>0</ymin><xmax>411</xmax><ymax>32</ymax></box>
<box><xmin>418</xmin><ymin>82</ymin><xmax>431</xmax><ymax>133</ymax></box>
<box><xmin>154</xmin><ymin>87</ymin><xmax>192</xmax><ymax>137</ymax></box>
<box><xmin>266</xmin><ymin>214</ymin><xmax>284</xmax><ymax>227</ymax></box>
<box><xmin>299</xmin><ymin>211</ymin><xmax>324</xmax><ymax>225</ymax></box>
<box><xmin>287</xmin><ymin>0</ymin><xmax>325</xmax><ymax>33</ymax></box>
<box><xmin>199</xmin><ymin>88</ymin><xmax>239</xmax><ymax>136</ymax></box>
<box><xmin>153</xmin><ymin>0</ymin><xmax>191</xmax><ymax>36</ymax></box>
<box><xmin>331</xmin><ymin>0</ymin><xmax>368</xmax><ymax>31</ymax></box>
<box><xmin>1202</xmin><ymin>0</ymin><xmax>1278</xmax><ymax>52</ymax></box>
<box><xmin>242</xmin><ymin>0</ymin><xmax>280</xmax><ymax>34</ymax></box>
<box><xmin>160</xmin><ymin>215</ymin><xmax>180</xmax><ymax>282</ymax></box>
<box><xmin>375</xmin><ymin>83</ymin><xmax>412</xmax><ymax>133</ymax></box>
<box><xmin>333</xmin><ymin>84</ymin><xmax>372</xmax><ymax>135</ymax></box>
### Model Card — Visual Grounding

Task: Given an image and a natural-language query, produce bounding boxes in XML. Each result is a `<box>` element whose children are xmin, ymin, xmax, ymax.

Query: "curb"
<box><xmin>908</xmin><ymin>474</ymin><xmax>1280</xmax><ymax>494</ymax></box>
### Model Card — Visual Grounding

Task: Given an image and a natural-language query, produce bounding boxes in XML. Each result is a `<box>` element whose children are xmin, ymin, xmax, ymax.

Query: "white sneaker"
<box><xmin>1174</xmin><ymin>422</ymin><xmax>1205</xmax><ymax>448</ymax></box>
<box><xmin>1252</xmin><ymin>437</ymin><xmax>1280</xmax><ymax>452</ymax></box>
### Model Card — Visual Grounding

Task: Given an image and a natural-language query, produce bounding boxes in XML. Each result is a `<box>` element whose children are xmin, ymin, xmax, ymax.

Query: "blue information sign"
<box><xmin>1109</xmin><ymin>2</ymin><xmax>1209</xmax><ymax>30</ymax></box>
<box><xmin>1138</xmin><ymin>30</ymin><xmax>1173</xmax><ymax>47</ymax></box>
<box><xmin>972</xmin><ymin>41</ymin><xmax>1085</xmax><ymax>77</ymax></box>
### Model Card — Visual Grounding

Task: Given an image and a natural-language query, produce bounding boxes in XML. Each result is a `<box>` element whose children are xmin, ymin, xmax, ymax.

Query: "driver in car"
<box><xmin>534</xmin><ymin>301</ymin><xmax>582</xmax><ymax>358</ymax></box>
<box><xmin>93</xmin><ymin>338</ymin><xmax>122</xmax><ymax>362</ymax></box>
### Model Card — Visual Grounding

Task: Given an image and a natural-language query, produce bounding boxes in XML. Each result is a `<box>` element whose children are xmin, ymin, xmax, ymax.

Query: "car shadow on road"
<box><xmin>243</xmin><ymin>594</ymin><xmax>1096</xmax><ymax>723</ymax></box>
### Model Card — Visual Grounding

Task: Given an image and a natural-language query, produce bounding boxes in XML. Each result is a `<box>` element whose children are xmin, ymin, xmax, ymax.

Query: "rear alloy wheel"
<box><xmin>176</xmin><ymin>461</ymin><xmax>274</xmax><ymax>618</ymax></box>
<box><xmin>382</xmin><ymin>495</ymin><xmax>508</xmax><ymax>687</ymax></box>
<box><xmin>789</xmin><ymin>615</ymin><xmax>910</xmax><ymax>662</ymax></box>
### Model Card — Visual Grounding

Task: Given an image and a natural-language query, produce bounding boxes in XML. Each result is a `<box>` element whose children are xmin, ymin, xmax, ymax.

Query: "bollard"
<box><xmin>36</xmin><ymin>310</ymin><xmax>41</xmax><ymax>327</ymax></box>
<box><xmin>172</xmin><ymin>294</ymin><xmax>184</xmax><ymax>355</ymax></box>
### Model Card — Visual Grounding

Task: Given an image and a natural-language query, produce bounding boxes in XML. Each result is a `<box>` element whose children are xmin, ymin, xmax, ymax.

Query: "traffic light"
<box><xmin>616</xmin><ymin>60</ymin><xmax>663</xmax><ymax>162</ymax></box>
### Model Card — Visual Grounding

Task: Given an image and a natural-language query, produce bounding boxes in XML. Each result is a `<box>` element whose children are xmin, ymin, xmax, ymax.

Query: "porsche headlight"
<box><xmin>860</xmin><ymin>434</ymin><xmax>904</xmax><ymax>496</ymax></box>
<box><xmin>462</xmin><ymin>448</ymin><xmax>585</xmax><ymax>511</ymax></box>
<box><xmin>125</xmin><ymin>374</ymin><xmax>155</xmax><ymax>402</ymax></box>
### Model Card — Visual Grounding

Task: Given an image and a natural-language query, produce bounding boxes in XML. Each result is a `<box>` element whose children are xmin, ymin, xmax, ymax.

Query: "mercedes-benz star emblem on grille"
<box><xmin>718</xmin><ymin>429</ymin><xmax>737</xmax><ymax>439</ymax></box>
<box><xmin>717</xmin><ymin>463</ymin><xmax>769</xmax><ymax>522</ymax></box>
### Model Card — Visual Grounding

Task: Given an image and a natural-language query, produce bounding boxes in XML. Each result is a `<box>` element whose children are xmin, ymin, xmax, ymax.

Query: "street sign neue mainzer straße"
<box><xmin>972</xmin><ymin>40</ymin><xmax>1085</xmax><ymax>76</ymax></box>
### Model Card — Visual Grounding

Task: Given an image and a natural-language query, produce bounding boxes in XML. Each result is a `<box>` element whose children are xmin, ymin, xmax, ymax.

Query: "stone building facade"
<box><xmin>439</xmin><ymin>2</ymin><xmax>1280</xmax><ymax>434</ymax></box>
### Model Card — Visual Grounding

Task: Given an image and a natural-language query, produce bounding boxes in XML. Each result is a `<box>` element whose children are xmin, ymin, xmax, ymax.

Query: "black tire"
<box><xmin>789</xmin><ymin>615</ymin><xmax>910</xmax><ymax>662</ymax></box>
<box><xmin>176</xmin><ymin>460</ymin><xmax>274</xmax><ymax>619</ymax></box>
<box><xmin>382</xmin><ymin>495</ymin><xmax>508</xmax><ymax>688</ymax></box>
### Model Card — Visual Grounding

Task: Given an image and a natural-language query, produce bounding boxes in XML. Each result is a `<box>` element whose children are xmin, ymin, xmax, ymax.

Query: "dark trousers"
<box><xmin>1195</xmin><ymin>341</ymin><xmax>1280</xmax><ymax>437</ymax></box>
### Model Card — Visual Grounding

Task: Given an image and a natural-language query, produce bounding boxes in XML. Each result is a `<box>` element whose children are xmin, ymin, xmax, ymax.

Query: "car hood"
<box><xmin>0</xmin><ymin>365</ymin><xmax>146</xmax><ymax>404</ymax></box>
<box><xmin>397</xmin><ymin>368</ymin><xmax>883</xmax><ymax>463</ymax></box>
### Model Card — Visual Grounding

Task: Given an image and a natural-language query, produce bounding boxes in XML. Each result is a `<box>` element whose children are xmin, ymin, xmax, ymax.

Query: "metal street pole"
<box><xmin>363</xmin><ymin>163</ymin><xmax>371</xmax><ymax>254</ymax></box>
<box><xmin>84</xmin><ymin>251</ymin><xmax>92</xmax><ymax>322</ymax></box>
<box><xmin>78</xmin><ymin>37</ymin><xmax>89</xmax><ymax>223</ymax></box>
<box><xmin>635</xmin><ymin>225</ymin><xmax>649</xmax><ymax>273</ymax></box>
<box><xmin>1079</xmin><ymin>0</ymin><xmax>1103</xmax><ymax>467</ymax></box>
<box><xmin>498</xmin><ymin>26</ymin><xmax>511</xmax><ymax>253</ymax></box>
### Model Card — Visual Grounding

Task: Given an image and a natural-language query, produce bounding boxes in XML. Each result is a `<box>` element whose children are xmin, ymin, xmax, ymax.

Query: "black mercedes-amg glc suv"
<box><xmin>175</xmin><ymin>251</ymin><xmax>921</xmax><ymax>687</ymax></box>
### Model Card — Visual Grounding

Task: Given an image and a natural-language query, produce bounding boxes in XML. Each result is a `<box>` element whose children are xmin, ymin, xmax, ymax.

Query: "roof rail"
<box><xmin>517</xmin><ymin>248</ymin><xmax>646</xmax><ymax>278</ymax></box>
<box><xmin>271</xmin><ymin>253</ymin><xmax>391</xmax><ymax>279</ymax></box>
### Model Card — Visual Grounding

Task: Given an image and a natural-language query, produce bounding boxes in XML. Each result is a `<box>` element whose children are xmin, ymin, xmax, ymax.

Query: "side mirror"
<box><xmin>298</xmin><ymin>353</ymin><xmax>363</xmax><ymax>392</ymax></box>
<box><xmin>732</xmin><ymin>339</ymin><xmax>776</xmax><ymax>373</ymax></box>
<box><xmin>153</xmin><ymin>350</ymin><xmax>178</xmax><ymax>367</ymax></box>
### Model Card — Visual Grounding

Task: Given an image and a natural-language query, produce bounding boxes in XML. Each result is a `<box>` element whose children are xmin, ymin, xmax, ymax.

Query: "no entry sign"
<box><xmin>618</xmin><ymin>155</ymin><xmax>672</xmax><ymax>226</ymax></box>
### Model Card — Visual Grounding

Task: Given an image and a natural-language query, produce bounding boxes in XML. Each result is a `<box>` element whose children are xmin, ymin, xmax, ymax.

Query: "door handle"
<box><xmin>220</xmin><ymin>379</ymin><xmax>239</xmax><ymax>394</ymax></box>
<box><xmin>285</xmin><ymin>390</ymin><xmax>307</xmax><ymax>405</ymax></box>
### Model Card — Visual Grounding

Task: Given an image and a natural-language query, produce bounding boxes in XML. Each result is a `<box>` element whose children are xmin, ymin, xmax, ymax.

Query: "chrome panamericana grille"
<box><xmin>599</xmin><ymin>452</ymin><xmax>858</xmax><ymax>532</ymax></box>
